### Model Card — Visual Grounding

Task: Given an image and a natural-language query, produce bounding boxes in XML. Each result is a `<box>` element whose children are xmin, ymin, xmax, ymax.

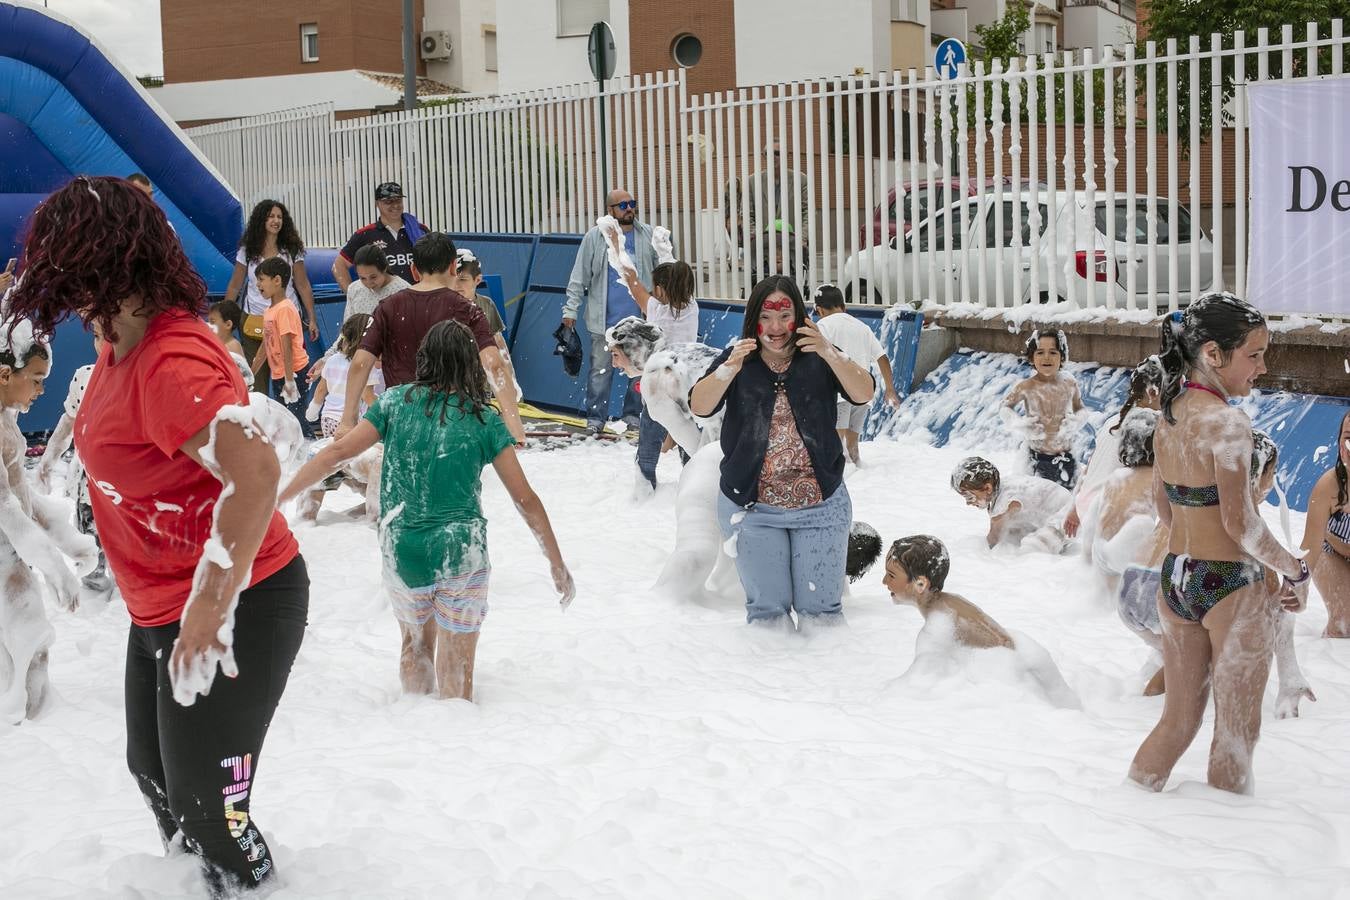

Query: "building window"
<box><xmin>300</xmin><ymin>23</ymin><xmax>319</xmax><ymax>63</ymax></box>
<box><xmin>671</xmin><ymin>34</ymin><xmax>702</xmax><ymax>68</ymax></box>
<box><xmin>1034</xmin><ymin>22</ymin><xmax>1055</xmax><ymax>54</ymax></box>
<box><xmin>890</xmin><ymin>0</ymin><xmax>921</xmax><ymax>23</ymax></box>
<box><xmin>557</xmin><ymin>0</ymin><xmax>608</xmax><ymax>38</ymax></box>
<box><xmin>485</xmin><ymin>28</ymin><xmax>498</xmax><ymax>72</ymax></box>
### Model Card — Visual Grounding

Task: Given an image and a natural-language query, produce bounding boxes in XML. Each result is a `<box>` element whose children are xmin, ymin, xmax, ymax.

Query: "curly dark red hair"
<box><xmin>6</xmin><ymin>175</ymin><xmax>207</xmax><ymax>342</ymax></box>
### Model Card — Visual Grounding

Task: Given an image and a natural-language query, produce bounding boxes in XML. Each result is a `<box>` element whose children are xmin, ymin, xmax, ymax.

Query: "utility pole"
<box><xmin>402</xmin><ymin>0</ymin><xmax>416</xmax><ymax>111</ymax></box>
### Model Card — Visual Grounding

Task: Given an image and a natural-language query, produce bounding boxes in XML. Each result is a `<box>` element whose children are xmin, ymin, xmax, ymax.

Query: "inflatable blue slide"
<box><xmin>0</xmin><ymin>0</ymin><xmax>244</xmax><ymax>429</ymax></box>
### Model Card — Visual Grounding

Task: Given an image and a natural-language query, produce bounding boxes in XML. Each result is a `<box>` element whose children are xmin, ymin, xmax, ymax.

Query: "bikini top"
<box><xmin>1329</xmin><ymin>509</ymin><xmax>1350</xmax><ymax>543</ymax></box>
<box><xmin>1164</xmin><ymin>482</ymin><xmax>1221</xmax><ymax>508</ymax></box>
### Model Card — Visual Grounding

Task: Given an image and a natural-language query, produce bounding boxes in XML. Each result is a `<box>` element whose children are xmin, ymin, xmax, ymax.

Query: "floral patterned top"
<box><xmin>756</xmin><ymin>356</ymin><xmax>823</xmax><ymax>508</ymax></box>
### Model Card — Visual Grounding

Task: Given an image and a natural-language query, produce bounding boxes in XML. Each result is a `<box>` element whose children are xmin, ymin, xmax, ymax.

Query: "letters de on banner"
<box><xmin>1248</xmin><ymin>78</ymin><xmax>1350</xmax><ymax>316</ymax></box>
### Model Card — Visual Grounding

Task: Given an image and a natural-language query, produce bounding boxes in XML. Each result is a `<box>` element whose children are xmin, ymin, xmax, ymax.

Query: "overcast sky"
<box><xmin>46</xmin><ymin>0</ymin><xmax>163</xmax><ymax>76</ymax></box>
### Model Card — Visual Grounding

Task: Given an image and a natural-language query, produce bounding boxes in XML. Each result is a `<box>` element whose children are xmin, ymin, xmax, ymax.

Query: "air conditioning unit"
<box><xmin>420</xmin><ymin>30</ymin><xmax>453</xmax><ymax>60</ymax></box>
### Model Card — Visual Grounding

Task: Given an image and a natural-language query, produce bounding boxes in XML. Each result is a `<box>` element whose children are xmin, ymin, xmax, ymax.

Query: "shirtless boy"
<box><xmin>882</xmin><ymin>535</ymin><xmax>1012</xmax><ymax>649</ymax></box>
<box><xmin>1003</xmin><ymin>329</ymin><xmax>1084</xmax><ymax>488</ymax></box>
<box><xmin>883</xmin><ymin>534</ymin><xmax>1079</xmax><ymax>707</ymax></box>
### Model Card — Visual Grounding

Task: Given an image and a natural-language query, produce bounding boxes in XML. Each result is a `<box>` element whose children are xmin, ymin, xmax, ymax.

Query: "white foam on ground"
<box><xmin>6</xmin><ymin>436</ymin><xmax>1349</xmax><ymax>897</ymax></box>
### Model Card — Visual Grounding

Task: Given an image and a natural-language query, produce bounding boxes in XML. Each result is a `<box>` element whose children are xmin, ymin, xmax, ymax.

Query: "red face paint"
<box><xmin>762</xmin><ymin>296</ymin><xmax>793</xmax><ymax>311</ymax></box>
<box><xmin>757</xmin><ymin>323</ymin><xmax>765</xmax><ymax>335</ymax></box>
<box><xmin>787</xmin><ymin>320</ymin><xmax>797</xmax><ymax>331</ymax></box>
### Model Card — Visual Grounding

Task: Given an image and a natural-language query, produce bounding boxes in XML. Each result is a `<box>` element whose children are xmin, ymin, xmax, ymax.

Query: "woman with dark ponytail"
<box><xmin>1299</xmin><ymin>411</ymin><xmax>1350</xmax><ymax>637</ymax></box>
<box><xmin>1128</xmin><ymin>292</ymin><xmax>1310</xmax><ymax>795</ymax></box>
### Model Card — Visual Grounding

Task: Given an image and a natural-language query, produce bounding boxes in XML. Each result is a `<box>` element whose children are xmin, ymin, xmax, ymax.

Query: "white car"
<box><xmin>840</xmin><ymin>191</ymin><xmax>1219</xmax><ymax>309</ymax></box>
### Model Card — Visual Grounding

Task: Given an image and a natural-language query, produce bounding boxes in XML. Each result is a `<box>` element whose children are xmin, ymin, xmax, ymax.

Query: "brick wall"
<box><xmin>628</xmin><ymin>0</ymin><xmax>735</xmax><ymax>95</ymax></box>
<box><xmin>162</xmin><ymin>0</ymin><xmax>424</xmax><ymax>83</ymax></box>
<box><xmin>1135</xmin><ymin>0</ymin><xmax>1151</xmax><ymax>43</ymax></box>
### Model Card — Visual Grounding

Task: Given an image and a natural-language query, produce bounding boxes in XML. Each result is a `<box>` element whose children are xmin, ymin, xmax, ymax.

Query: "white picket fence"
<box><xmin>187</xmin><ymin>21</ymin><xmax>1350</xmax><ymax>313</ymax></box>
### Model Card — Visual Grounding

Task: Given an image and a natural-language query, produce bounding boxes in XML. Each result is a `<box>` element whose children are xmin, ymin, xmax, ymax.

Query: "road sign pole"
<box><xmin>598</xmin><ymin>60</ymin><xmax>608</xmax><ymax>197</ymax></box>
<box><xmin>950</xmin><ymin>86</ymin><xmax>959</xmax><ymax>178</ymax></box>
<box><xmin>933</xmin><ymin>39</ymin><xmax>968</xmax><ymax>195</ymax></box>
<box><xmin>588</xmin><ymin>22</ymin><xmax>617</xmax><ymax>201</ymax></box>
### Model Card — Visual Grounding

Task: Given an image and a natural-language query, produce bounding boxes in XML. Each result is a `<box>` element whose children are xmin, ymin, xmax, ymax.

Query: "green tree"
<box><xmin>964</xmin><ymin>0</ymin><xmax>1119</xmax><ymax>129</ymax></box>
<box><xmin>1145</xmin><ymin>1</ymin><xmax>1350</xmax><ymax>141</ymax></box>
<box><xmin>973</xmin><ymin>0</ymin><xmax>1031</xmax><ymax>66</ymax></box>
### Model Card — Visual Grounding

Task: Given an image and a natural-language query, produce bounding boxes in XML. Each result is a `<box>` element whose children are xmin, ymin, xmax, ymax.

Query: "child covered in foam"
<box><xmin>882</xmin><ymin>535</ymin><xmax>1078</xmax><ymax>709</ymax></box>
<box><xmin>35</xmin><ymin>331</ymin><xmax>113</xmax><ymax>601</ymax></box>
<box><xmin>1083</xmin><ymin>408</ymin><xmax>1160</xmax><ymax>592</ymax></box>
<box><xmin>0</xmin><ymin>315</ymin><xmax>97</xmax><ymax>722</ymax></box>
<box><xmin>1002</xmin><ymin>329</ymin><xmax>1084</xmax><ymax>489</ymax></box>
<box><xmin>951</xmin><ymin>456</ymin><xmax>1074</xmax><ymax>553</ymax></box>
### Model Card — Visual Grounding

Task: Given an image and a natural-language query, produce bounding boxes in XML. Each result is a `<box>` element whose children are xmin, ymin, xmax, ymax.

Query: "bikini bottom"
<box><xmin>1161</xmin><ymin>552</ymin><xmax>1264</xmax><ymax>623</ymax></box>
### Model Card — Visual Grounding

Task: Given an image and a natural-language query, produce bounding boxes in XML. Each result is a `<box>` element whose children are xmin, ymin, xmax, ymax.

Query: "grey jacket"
<box><xmin>563</xmin><ymin>222</ymin><xmax>659</xmax><ymax>336</ymax></box>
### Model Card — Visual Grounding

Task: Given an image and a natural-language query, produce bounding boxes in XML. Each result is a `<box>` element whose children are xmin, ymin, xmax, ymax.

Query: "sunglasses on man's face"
<box><xmin>610</xmin><ymin>200</ymin><xmax>637</xmax><ymax>211</ymax></box>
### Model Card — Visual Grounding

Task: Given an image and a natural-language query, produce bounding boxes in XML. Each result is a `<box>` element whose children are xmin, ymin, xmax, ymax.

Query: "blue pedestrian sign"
<box><xmin>935</xmin><ymin>38</ymin><xmax>967</xmax><ymax>80</ymax></box>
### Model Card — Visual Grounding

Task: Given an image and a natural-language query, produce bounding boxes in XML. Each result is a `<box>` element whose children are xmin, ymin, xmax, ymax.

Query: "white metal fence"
<box><xmin>188</xmin><ymin>72</ymin><xmax>697</xmax><ymax>265</ymax></box>
<box><xmin>188</xmin><ymin>21</ymin><xmax>1350</xmax><ymax>313</ymax></box>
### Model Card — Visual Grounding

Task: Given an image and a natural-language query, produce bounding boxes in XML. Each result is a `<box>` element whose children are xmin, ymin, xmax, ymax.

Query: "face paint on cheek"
<box><xmin>787</xmin><ymin>321</ymin><xmax>797</xmax><ymax>332</ymax></box>
<box><xmin>757</xmin><ymin>324</ymin><xmax>765</xmax><ymax>336</ymax></box>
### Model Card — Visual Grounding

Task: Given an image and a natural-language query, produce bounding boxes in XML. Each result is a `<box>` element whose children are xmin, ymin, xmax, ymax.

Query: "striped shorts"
<box><xmin>388</xmin><ymin>568</ymin><xmax>491</xmax><ymax>633</ymax></box>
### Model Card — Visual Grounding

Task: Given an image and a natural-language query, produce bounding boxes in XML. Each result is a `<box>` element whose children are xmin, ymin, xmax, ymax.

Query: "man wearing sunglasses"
<box><xmin>562</xmin><ymin>189</ymin><xmax>661</xmax><ymax>435</ymax></box>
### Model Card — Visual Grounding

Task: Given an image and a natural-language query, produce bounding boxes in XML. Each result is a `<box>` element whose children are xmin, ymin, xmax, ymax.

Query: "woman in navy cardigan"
<box><xmin>690</xmin><ymin>276</ymin><xmax>875</xmax><ymax>628</ymax></box>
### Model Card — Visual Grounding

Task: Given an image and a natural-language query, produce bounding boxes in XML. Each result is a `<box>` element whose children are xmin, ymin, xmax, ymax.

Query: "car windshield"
<box><xmin>1095</xmin><ymin>200</ymin><xmax>1194</xmax><ymax>244</ymax></box>
<box><xmin>893</xmin><ymin>186</ymin><xmax>943</xmax><ymax>224</ymax></box>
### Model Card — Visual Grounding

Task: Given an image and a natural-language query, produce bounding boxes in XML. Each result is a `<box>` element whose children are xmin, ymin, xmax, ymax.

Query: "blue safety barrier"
<box><xmin>480</xmin><ymin>274</ymin><xmax>507</xmax><ymax>337</ymax></box>
<box><xmin>509</xmin><ymin>235</ymin><xmax>588</xmax><ymax>412</ymax></box>
<box><xmin>298</xmin><ymin>248</ymin><xmax>347</xmax><ymax>303</ymax></box>
<box><xmin>880</xmin><ymin>349</ymin><xmax>1349</xmax><ymax>513</ymax></box>
<box><xmin>447</xmin><ymin>233</ymin><xmax>536</xmax><ymax>318</ymax></box>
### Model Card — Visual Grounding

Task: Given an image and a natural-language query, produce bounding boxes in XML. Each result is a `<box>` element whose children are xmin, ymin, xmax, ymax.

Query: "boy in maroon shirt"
<box><xmin>336</xmin><ymin>232</ymin><xmax>523</xmax><ymax>443</ymax></box>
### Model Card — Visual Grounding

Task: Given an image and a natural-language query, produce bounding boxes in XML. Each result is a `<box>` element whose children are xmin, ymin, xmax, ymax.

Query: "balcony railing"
<box><xmin>1064</xmin><ymin>0</ymin><xmax>1137</xmax><ymax>20</ymax></box>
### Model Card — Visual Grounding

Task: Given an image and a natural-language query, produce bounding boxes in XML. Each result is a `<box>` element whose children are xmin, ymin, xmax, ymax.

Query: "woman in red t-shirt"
<box><xmin>7</xmin><ymin>177</ymin><xmax>307</xmax><ymax>896</ymax></box>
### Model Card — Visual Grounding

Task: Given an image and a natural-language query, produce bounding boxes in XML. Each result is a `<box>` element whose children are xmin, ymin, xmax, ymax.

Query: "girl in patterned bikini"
<box><xmin>1299</xmin><ymin>411</ymin><xmax>1350</xmax><ymax>637</ymax></box>
<box><xmin>1128</xmin><ymin>293</ymin><xmax>1310</xmax><ymax>795</ymax></box>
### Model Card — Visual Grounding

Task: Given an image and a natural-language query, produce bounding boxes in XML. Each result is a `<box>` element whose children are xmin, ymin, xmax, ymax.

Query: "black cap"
<box><xmin>375</xmin><ymin>182</ymin><xmax>404</xmax><ymax>200</ymax></box>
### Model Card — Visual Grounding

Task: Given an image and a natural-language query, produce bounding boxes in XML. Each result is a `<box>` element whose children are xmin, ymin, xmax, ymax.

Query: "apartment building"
<box><xmin>931</xmin><ymin>0</ymin><xmax>1139</xmax><ymax>58</ymax></box>
<box><xmin>150</xmin><ymin>0</ymin><xmax>498</xmax><ymax>125</ymax></box>
<box><xmin>149</xmin><ymin>0</ymin><xmax>1143</xmax><ymax>125</ymax></box>
<box><xmin>497</xmin><ymin>0</ymin><xmax>892</xmax><ymax>94</ymax></box>
<box><xmin>500</xmin><ymin>0</ymin><xmax>1142</xmax><ymax>97</ymax></box>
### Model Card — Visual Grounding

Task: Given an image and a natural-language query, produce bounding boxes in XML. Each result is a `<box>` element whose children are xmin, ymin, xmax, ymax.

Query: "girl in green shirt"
<box><xmin>282</xmin><ymin>321</ymin><xmax>574</xmax><ymax>700</ymax></box>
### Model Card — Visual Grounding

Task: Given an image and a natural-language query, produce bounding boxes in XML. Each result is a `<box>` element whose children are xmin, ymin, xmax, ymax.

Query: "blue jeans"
<box><xmin>271</xmin><ymin>370</ymin><xmax>314</xmax><ymax>439</ymax></box>
<box><xmin>716</xmin><ymin>486</ymin><xmax>852</xmax><ymax>625</ymax></box>
<box><xmin>586</xmin><ymin>334</ymin><xmax>641</xmax><ymax>428</ymax></box>
<box><xmin>636</xmin><ymin>405</ymin><xmax>668</xmax><ymax>488</ymax></box>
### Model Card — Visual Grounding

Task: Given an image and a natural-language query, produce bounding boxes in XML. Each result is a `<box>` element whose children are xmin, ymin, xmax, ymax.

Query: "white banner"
<box><xmin>1248</xmin><ymin>78</ymin><xmax>1350</xmax><ymax>316</ymax></box>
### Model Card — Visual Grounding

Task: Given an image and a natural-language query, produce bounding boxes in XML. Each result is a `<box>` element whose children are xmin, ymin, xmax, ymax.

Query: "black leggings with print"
<box><xmin>124</xmin><ymin>555</ymin><xmax>308</xmax><ymax>896</ymax></box>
